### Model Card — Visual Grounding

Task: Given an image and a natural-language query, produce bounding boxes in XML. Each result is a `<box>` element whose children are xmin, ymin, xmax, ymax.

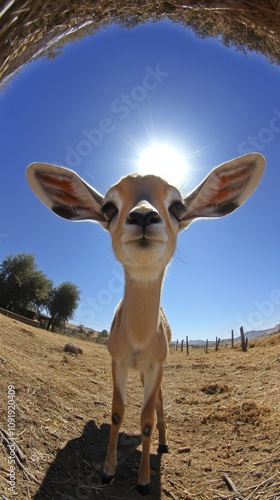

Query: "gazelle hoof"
<box><xmin>137</xmin><ymin>482</ymin><xmax>150</xmax><ymax>496</ymax></box>
<box><xmin>157</xmin><ymin>444</ymin><xmax>169</xmax><ymax>453</ymax></box>
<box><xmin>102</xmin><ymin>472</ymin><xmax>115</xmax><ymax>485</ymax></box>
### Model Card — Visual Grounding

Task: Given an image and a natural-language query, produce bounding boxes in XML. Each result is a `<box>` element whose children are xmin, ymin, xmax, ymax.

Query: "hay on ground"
<box><xmin>1</xmin><ymin>1</ymin><xmax>280</xmax><ymax>85</ymax></box>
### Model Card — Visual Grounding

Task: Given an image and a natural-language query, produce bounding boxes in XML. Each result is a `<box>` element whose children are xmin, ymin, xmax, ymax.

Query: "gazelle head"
<box><xmin>101</xmin><ymin>174</ymin><xmax>182</xmax><ymax>280</ymax></box>
<box><xmin>26</xmin><ymin>153</ymin><xmax>265</xmax><ymax>282</ymax></box>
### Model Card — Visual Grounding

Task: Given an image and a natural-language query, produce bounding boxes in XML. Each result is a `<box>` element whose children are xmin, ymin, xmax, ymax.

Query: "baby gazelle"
<box><xmin>27</xmin><ymin>152</ymin><xmax>265</xmax><ymax>494</ymax></box>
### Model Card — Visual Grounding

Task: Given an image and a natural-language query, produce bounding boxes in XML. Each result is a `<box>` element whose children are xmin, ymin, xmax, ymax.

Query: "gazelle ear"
<box><xmin>181</xmin><ymin>153</ymin><xmax>265</xmax><ymax>228</ymax></box>
<box><xmin>26</xmin><ymin>162</ymin><xmax>107</xmax><ymax>227</ymax></box>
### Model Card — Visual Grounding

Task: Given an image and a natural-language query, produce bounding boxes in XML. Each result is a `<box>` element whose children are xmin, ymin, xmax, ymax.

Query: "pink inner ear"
<box><xmin>203</xmin><ymin>165</ymin><xmax>252</xmax><ymax>207</ymax></box>
<box><xmin>207</xmin><ymin>188</ymin><xmax>237</xmax><ymax>205</ymax></box>
<box><xmin>39</xmin><ymin>172</ymin><xmax>75</xmax><ymax>194</ymax></box>
<box><xmin>218</xmin><ymin>165</ymin><xmax>250</xmax><ymax>189</ymax></box>
<box><xmin>55</xmin><ymin>192</ymin><xmax>82</xmax><ymax>205</ymax></box>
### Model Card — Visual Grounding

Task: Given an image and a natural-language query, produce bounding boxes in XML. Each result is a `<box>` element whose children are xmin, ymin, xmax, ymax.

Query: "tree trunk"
<box><xmin>47</xmin><ymin>317</ymin><xmax>53</xmax><ymax>331</ymax></box>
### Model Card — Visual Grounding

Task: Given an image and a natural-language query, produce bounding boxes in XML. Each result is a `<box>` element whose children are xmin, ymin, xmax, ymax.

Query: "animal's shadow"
<box><xmin>34</xmin><ymin>420</ymin><xmax>162</xmax><ymax>499</ymax></box>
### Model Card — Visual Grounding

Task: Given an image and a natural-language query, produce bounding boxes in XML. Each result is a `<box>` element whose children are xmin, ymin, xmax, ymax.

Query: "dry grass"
<box><xmin>1</xmin><ymin>1</ymin><xmax>280</xmax><ymax>86</ymax></box>
<box><xmin>0</xmin><ymin>313</ymin><xmax>280</xmax><ymax>499</ymax></box>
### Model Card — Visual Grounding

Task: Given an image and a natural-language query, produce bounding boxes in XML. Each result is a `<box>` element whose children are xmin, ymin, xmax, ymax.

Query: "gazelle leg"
<box><xmin>140</xmin><ymin>375</ymin><xmax>168</xmax><ymax>452</ymax></box>
<box><xmin>103</xmin><ymin>359</ymin><xmax>128</xmax><ymax>480</ymax></box>
<box><xmin>138</xmin><ymin>364</ymin><xmax>163</xmax><ymax>495</ymax></box>
<box><xmin>156</xmin><ymin>386</ymin><xmax>169</xmax><ymax>453</ymax></box>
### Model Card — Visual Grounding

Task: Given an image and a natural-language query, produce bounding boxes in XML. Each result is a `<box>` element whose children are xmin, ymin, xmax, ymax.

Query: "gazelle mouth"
<box><xmin>122</xmin><ymin>235</ymin><xmax>167</xmax><ymax>255</ymax></box>
<box><xmin>131</xmin><ymin>234</ymin><xmax>166</xmax><ymax>246</ymax></box>
<box><xmin>138</xmin><ymin>237</ymin><xmax>150</xmax><ymax>247</ymax></box>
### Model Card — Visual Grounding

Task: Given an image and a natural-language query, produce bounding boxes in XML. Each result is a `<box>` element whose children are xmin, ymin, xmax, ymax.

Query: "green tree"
<box><xmin>46</xmin><ymin>281</ymin><xmax>81</xmax><ymax>331</ymax></box>
<box><xmin>0</xmin><ymin>253</ymin><xmax>52</xmax><ymax>313</ymax></box>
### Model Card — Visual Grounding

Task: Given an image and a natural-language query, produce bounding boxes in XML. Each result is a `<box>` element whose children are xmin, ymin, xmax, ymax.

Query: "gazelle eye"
<box><xmin>102</xmin><ymin>202</ymin><xmax>118</xmax><ymax>222</ymax></box>
<box><xmin>169</xmin><ymin>201</ymin><xmax>186</xmax><ymax>221</ymax></box>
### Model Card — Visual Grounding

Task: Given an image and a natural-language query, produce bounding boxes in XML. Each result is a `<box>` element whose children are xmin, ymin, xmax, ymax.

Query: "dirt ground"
<box><xmin>0</xmin><ymin>314</ymin><xmax>279</xmax><ymax>500</ymax></box>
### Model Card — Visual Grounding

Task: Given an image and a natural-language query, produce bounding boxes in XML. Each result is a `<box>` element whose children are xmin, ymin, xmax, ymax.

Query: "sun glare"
<box><xmin>137</xmin><ymin>143</ymin><xmax>187</xmax><ymax>186</ymax></box>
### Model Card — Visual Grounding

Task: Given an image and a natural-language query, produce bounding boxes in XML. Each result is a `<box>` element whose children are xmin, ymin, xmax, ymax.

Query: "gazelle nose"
<box><xmin>127</xmin><ymin>202</ymin><xmax>161</xmax><ymax>227</ymax></box>
<box><xmin>127</xmin><ymin>210</ymin><xmax>160</xmax><ymax>227</ymax></box>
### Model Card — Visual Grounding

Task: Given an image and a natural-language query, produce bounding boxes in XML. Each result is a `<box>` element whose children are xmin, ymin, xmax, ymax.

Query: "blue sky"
<box><xmin>1</xmin><ymin>20</ymin><xmax>280</xmax><ymax>340</ymax></box>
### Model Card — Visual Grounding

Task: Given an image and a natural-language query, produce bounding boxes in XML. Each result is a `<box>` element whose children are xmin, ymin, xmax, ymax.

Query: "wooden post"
<box><xmin>231</xmin><ymin>329</ymin><xmax>234</xmax><ymax>349</ymax></box>
<box><xmin>205</xmin><ymin>339</ymin><xmax>208</xmax><ymax>353</ymax></box>
<box><xmin>240</xmin><ymin>326</ymin><xmax>247</xmax><ymax>352</ymax></box>
<box><xmin>215</xmin><ymin>337</ymin><xmax>220</xmax><ymax>351</ymax></box>
<box><xmin>176</xmin><ymin>339</ymin><xmax>179</xmax><ymax>351</ymax></box>
<box><xmin>181</xmin><ymin>339</ymin><xmax>184</xmax><ymax>352</ymax></box>
<box><xmin>186</xmin><ymin>336</ymin><xmax>189</xmax><ymax>356</ymax></box>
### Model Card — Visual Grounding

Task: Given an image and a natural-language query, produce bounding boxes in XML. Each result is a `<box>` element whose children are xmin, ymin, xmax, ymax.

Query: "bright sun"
<box><xmin>137</xmin><ymin>143</ymin><xmax>187</xmax><ymax>186</ymax></box>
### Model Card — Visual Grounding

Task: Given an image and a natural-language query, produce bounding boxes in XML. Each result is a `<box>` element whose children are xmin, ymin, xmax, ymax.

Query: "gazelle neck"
<box><xmin>122</xmin><ymin>267</ymin><xmax>165</xmax><ymax>348</ymax></box>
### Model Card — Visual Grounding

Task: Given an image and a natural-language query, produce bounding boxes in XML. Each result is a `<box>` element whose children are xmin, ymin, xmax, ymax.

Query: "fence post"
<box><xmin>186</xmin><ymin>335</ymin><xmax>189</xmax><ymax>356</ymax></box>
<box><xmin>240</xmin><ymin>326</ymin><xmax>247</xmax><ymax>352</ymax></box>
<box><xmin>215</xmin><ymin>337</ymin><xmax>220</xmax><ymax>351</ymax></box>
<box><xmin>205</xmin><ymin>339</ymin><xmax>208</xmax><ymax>353</ymax></box>
<box><xmin>181</xmin><ymin>339</ymin><xmax>184</xmax><ymax>352</ymax></box>
<box><xmin>176</xmin><ymin>339</ymin><xmax>179</xmax><ymax>351</ymax></box>
<box><xmin>231</xmin><ymin>329</ymin><xmax>234</xmax><ymax>349</ymax></box>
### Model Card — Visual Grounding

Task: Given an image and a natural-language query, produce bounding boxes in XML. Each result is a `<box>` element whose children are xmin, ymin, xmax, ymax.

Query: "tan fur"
<box><xmin>26</xmin><ymin>153</ymin><xmax>265</xmax><ymax>494</ymax></box>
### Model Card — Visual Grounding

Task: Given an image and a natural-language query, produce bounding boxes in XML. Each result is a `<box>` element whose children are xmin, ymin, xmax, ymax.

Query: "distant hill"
<box><xmin>232</xmin><ymin>324</ymin><xmax>280</xmax><ymax>342</ymax></box>
<box><xmin>172</xmin><ymin>324</ymin><xmax>280</xmax><ymax>347</ymax></box>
